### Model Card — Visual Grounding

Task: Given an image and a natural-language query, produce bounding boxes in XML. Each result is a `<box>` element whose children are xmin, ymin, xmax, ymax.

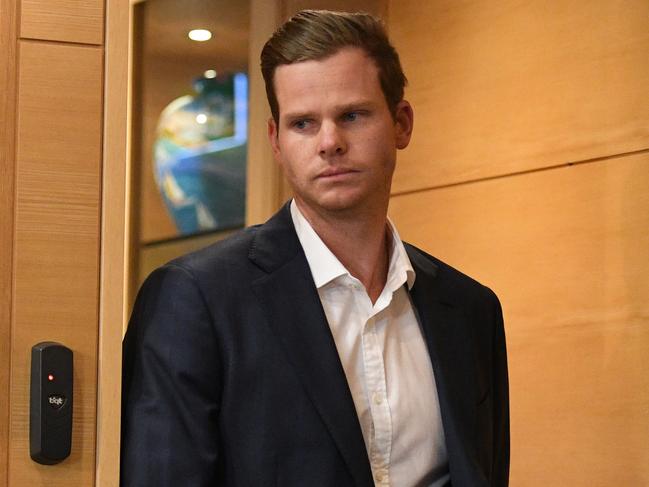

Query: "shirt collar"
<box><xmin>386</xmin><ymin>218</ymin><xmax>416</xmax><ymax>291</ymax></box>
<box><xmin>290</xmin><ymin>200</ymin><xmax>416</xmax><ymax>291</ymax></box>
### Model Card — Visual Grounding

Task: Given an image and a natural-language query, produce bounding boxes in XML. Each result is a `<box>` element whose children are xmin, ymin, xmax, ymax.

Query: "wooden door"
<box><xmin>0</xmin><ymin>0</ymin><xmax>128</xmax><ymax>485</ymax></box>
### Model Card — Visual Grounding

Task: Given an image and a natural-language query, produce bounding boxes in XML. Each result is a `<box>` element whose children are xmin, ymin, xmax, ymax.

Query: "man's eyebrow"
<box><xmin>336</xmin><ymin>100</ymin><xmax>376</xmax><ymax>112</ymax></box>
<box><xmin>282</xmin><ymin>111</ymin><xmax>316</xmax><ymax>122</ymax></box>
<box><xmin>282</xmin><ymin>101</ymin><xmax>377</xmax><ymax>122</ymax></box>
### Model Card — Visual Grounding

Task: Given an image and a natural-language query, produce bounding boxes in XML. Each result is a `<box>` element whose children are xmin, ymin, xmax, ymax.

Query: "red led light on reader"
<box><xmin>47</xmin><ymin>374</ymin><xmax>54</xmax><ymax>381</ymax></box>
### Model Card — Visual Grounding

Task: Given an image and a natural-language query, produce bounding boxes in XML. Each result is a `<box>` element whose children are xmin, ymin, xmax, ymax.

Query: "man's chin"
<box><xmin>301</xmin><ymin>193</ymin><xmax>370</xmax><ymax>216</ymax></box>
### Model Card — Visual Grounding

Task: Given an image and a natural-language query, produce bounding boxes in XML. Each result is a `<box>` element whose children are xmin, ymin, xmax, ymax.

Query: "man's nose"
<box><xmin>317</xmin><ymin>121</ymin><xmax>346</xmax><ymax>156</ymax></box>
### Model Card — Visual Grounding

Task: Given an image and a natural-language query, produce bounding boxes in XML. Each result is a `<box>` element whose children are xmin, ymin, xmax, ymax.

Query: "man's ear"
<box><xmin>267</xmin><ymin>117</ymin><xmax>281</xmax><ymax>161</ymax></box>
<box><xmin>394</xmin><ymin>100</ymin><xmax>414</xmax><ymax>150</ymax></box>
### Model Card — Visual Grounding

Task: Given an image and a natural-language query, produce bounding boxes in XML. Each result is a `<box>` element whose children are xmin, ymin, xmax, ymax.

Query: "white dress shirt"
<box><xmin>290</xmin><ymin>201</ymin><xmax>450</xmax><ymax>487</ymax></box>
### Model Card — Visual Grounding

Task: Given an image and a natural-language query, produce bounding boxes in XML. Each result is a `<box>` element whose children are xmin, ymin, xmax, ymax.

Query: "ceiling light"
<box><xmin>188</xmin><ymin>29</ymin><xmax>212</xmax><ymax>42</ymax></box>
<box><xmin>196</xmin><ymin>113</ymin><xmax>208</xmax><ymax>124</ymax></box>
<box><xmin>204</xmin><ymin>70</ymin><xmax>217</xmax><ymax>79</ymax></box>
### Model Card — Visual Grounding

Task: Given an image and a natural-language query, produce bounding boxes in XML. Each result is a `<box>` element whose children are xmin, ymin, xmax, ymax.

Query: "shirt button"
<box><xmin>373</xmin><ymin>393</ymin><xmax>383</xmax><ymax>405</ymax></box>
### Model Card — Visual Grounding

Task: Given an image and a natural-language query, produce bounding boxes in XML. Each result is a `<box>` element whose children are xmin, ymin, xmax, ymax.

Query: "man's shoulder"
<box><xmin>167</xmin><ymin>224</ymin><xmax>260</xmax><ymax>275</ymax></box>
<box><xmin>133</xmin><ymin>225</ymin><xmax>267</xmax><ymax>313</ymax></box>
<box><xmin>144</xmin><ymin>201</ymin><xmax>298</xmax><ymax>287</ymax></box>
<box><xmin>163</xmin><ymin>202</ymin><xmax>297</xmax><ymax>277</ymax></box>
<box><xmin>404</xmin><ymin>242</ymin><xmax>499</xmax><ymax>305</ymax></box>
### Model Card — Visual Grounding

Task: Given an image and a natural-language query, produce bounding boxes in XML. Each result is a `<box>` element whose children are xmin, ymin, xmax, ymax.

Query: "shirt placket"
<box><xmin>360</xmin><ymin>301</ymin><xmax>392</xmax><ymax>486</ymax></box>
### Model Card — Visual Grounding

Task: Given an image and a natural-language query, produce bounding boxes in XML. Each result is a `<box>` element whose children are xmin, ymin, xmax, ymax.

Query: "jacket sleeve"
<box><xmin>121</xmin><ymin>264</ymin><xmax>221</xmax><ymax>486</ymax></box>
<box><xmin>490</xmin><ymin>291</ymin><xmax>510</xmax><ymax>486</ymax></box>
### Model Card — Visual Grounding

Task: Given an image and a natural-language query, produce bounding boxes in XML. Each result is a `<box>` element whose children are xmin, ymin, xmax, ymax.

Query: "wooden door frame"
<box><xmin>0</xmin><ymin>0</ymin><xmax>18</xmax><ymax>484</ymax></box>
<box><xmin>96</xmin><ymin>0</ymin><xmax>131</xmax><ymax>485</ymax></box>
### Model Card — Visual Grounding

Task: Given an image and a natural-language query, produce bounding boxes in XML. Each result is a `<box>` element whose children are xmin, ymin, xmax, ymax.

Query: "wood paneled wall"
<box><xmin>0</xmin><ymin>0</ymin><xmax>19</xmax><ymax>483</ymax></box>
<box><xmin>20</xmin><ymin>0</ymin><xmax>104</xmax><ymax>45</ymax></box>
<box><xmin>389</xmin><ymin>0</ymin><xmax>649</xmax><ymax>193</ymax></box>
<box><xmin>1</xmin><ymin>0</ymin><xmax>129</xmax><ymax>485</ymax></box>
<box><xmin>10</xmin><ymin>42</ymin><xmax>103</xmax><ymax>487</ymax></box>
<box><xmin>97</xmin><ymin>0</ymin><xmax>130</xmax><ymax>484</ymax></box>
<box><xmin>387</xmin><ymin>1</ymin><xmax>649</xmax><ymax>484</ymax></box>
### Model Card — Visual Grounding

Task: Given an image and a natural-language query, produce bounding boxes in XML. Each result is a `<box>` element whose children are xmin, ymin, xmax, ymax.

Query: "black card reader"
<box><xmin>30</xmin><ymin>341</ymin><xmax>73</xmax><ymax>464</ymax></box>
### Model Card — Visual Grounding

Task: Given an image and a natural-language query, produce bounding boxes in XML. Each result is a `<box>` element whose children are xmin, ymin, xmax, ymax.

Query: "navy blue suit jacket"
<box><xmin>121</xmin><ymin>204</ymin><xmax>509</xmax><ymax>486</ymax></box>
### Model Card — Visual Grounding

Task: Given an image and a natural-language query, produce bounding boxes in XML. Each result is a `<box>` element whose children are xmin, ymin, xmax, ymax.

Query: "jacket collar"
<box><xmin>248</xmin><ymin>202</ymin><xmax>301</xmax><ymax>273</ymax></box>
<box><xmin>249</xmin><ymin>203</ymin><xmax>374</xmax><ymax>486</ymax></box>
<box><xmin>406</xmin><ymin>244</ymin><xmax>486</xmax><ymax>485</ymax></box>
<box><xmin>249</xmin><ymin>204</ymin><xmax>483</xmax><ymax>485</ymax></box>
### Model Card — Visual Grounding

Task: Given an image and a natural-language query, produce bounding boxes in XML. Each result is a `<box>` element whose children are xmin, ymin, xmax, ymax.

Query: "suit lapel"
<box><xmin>406</xmin><ymin>245</ymin><xmax>484</xmax><ymax>485</ymax></box>
<box><xmin>250</xmin><ymin>205</ymin><xmax>373</xmax><ymax>487</ymax></box>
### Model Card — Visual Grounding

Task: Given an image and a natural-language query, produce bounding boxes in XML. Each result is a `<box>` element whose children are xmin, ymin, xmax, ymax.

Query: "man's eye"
<box><xmin>343</xmin><ymin>112</ymin><xmax>359</xmax><ymax>122</ymax></box>
<box><xmin>292</xmin><ymin>119</ymin><xmax>310</xmax><ymax>130</ymax></box>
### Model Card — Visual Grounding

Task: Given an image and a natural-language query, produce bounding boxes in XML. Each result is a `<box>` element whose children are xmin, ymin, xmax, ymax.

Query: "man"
<box><xmin>121</xmin><ymin>10</ymin><xmax>509</xmax><ymax>487</ymax></box>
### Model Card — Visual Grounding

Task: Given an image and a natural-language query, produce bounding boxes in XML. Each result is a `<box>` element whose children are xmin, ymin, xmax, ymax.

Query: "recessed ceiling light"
<box><xmin>188</xmin><ymin>29</ymin><xmax>212</xmax><ymax>42</ymax></box>
<box><xmin>204</xmin><ymin>69</ymin><xmax>217</xmax><ymax>79</ymax></box>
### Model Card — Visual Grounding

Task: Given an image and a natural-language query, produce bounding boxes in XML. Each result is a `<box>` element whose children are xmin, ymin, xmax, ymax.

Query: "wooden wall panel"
<box><xmin>389</xmin><ymin>153</ymin><xmax>649</xmax><ymax>485</ymax></box>
<box><xmin>0</xmin><ymin>0</ymin><xmax>18</xmax><ymax>483</ymax></box>
<box><xmin>9</xmin><ymin>41</ymin><xmax>102</xmax><ymax>486</ymax></box>
<box><xmin>96</xmin><ymin>0</ymin><xmax>130</xmax><ymax>484</ymax></box>
<box><xmin>388</xmin><ymin>0</ymin><xmax>649</xmax><ymax>193</ymax></box>
<box><xmin>20</xmin><ymin>0</ymin><xmax>104</xmax><ymax>45</ymax></box>
<box><xmin>246</xmin><ymin>0</ymin><xmax>283</xmax><ymax>226</ymax></box>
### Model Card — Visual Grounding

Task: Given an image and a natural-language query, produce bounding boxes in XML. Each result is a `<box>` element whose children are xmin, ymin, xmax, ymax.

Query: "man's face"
<box><xmin>268</xmin><ymin>47</ymin><xmax>413</xmax><ymax>218</ymax></box>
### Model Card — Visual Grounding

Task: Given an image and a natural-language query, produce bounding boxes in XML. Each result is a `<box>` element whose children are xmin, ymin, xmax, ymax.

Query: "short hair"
<box><xmin>260</xmin><ymin>9</ymin><xmax>408</xmax><ymax>123</ymax></box>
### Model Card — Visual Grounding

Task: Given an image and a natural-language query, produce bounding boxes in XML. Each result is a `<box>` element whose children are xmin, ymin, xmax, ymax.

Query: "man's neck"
<box><xmin>294</xmin><ymin>198</ymin><xmax>390</xmax><ymax>304</ymax></box>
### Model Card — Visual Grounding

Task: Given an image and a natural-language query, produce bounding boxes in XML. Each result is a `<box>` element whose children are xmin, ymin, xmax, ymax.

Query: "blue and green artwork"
<box><xmin>154</xmin><ymin>73</ymin><xmax>247</xmax><ymax>235</ymax></box>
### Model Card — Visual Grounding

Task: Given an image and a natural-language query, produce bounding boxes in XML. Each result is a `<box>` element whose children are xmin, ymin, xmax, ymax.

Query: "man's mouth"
<box><xmin>317</xmin><ymin>167</ymin><xmax>359</xmax><ymax>179</ymax></box>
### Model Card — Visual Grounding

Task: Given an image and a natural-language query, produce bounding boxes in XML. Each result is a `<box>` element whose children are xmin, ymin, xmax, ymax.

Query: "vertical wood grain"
<box><xmin>96</xmin><ymin>0</ymin><xmax>130</xmax><ymax>485</ymax></box>
<box><xmin>245</xmin><ymin>0</ymin><xmax>284</xmax><ymax>225</ymax></box>
<box><xmin>389</xmin><ymin>153</ymin><xmax>649</xmax><ymax>485</ymax></box>
<box><xmin>127</xmin><ymin>1</ymin><xmax>144</xmax><ymax>312</ymax></box>
<box><xmin>9</xmin><ymin>41</ymin><xmax>102</xmax><ymax>486</ymax></box>
<box><xmin>20</xmin><ymin>0</ymin><xmax>104</xmax><ymax>45</ymax></box>
<box><xmin>0</xmin><ymin>0</ymin><xmax>18</xmax><ymax>484</ymax></box>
